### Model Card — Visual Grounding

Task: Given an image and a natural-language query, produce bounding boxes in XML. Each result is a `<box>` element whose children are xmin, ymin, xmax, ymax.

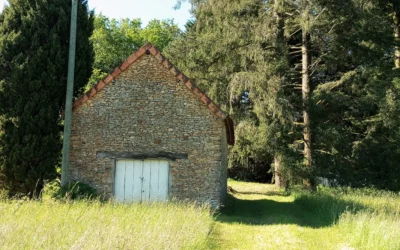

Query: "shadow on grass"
<box><xmin>216</xmin><ymin>193</ymin><xmax>366</xmax><ymax>228</ymax></box>
<box><xmin>228</xmin><ymin>185</ymin><xmax>290</xmax><ymax>197</ymax></box>
<box><xmin>230</xmin><ymin>190</ymin><xmax>290</xmax><ymax>197</ymax></box>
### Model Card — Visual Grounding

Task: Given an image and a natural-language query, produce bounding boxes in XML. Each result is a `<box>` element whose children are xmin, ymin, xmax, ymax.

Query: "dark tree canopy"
<box><xmin>0</xmin><ymin>0</ymin><xmax>94</xmax><ymax>196</ymax></box>
<box><xmin>167</xmin><ymin>0</ymin><xmax>400</xmax><ymax>190</ymax></box>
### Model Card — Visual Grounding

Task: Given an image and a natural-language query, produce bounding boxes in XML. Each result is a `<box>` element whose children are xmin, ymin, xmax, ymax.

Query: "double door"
<box><xmin>114</xmin><ymin>159</ymin><xmax>169</xmax><ymax>202</ymax></box>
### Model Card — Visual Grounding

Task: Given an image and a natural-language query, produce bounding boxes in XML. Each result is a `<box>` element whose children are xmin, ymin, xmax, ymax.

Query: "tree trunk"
<box><xmin>272</xmin><ymin>6</ymin><xmax>287</xmax><ymax>189</ymax></box>
<box><xmin>274</xmin><ymin>155</ymin><xmax>286</xmax><ymax>188</ymax></box>
<box><xmin>302</xmin><ymin>30</ymin><xmax>314</xmax><ymax>189</ymax></box>
<box><xmin>394</xmin><ymin>10</ymin><xmax>400</xmax><ymax>69</ymax></box>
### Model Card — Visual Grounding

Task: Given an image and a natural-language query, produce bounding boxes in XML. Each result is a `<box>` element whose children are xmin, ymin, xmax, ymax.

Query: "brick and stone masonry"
<box><xmin>68</xmin><ymin>43</ymin><xmax>234</xmax><ymax>207</ymax></box>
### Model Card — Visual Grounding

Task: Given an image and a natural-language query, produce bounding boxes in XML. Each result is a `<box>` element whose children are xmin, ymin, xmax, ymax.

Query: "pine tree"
<box><xmin>0</xmin><ymin>0</ymin><xmax>94</xmax><ymax>196</ymax></box>
<box><xmin>170</xmin><ymin>0</ymin><xmax>400</xmax><ymax>190</ymax></box>
<box><xmin>311</xmin><ymin>0</ymin><xmax>400</xmax><ymax>190</ymax></box>
<box><xmin>167</xmin><ymin>0</ymin><xmax>302</xmax><ymax>186</ymax></box>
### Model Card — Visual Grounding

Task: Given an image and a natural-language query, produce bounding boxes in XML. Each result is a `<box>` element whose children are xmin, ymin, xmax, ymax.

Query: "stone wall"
<box><xmin>69</xmin><ymin>54</ymin><xmax>228</xmax><ymax>205</ymax></box>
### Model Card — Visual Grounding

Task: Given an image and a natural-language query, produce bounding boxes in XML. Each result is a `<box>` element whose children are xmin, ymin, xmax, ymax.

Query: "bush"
<box><xmin>42</xmin><ymin>180</ymin><xmax>99</xmax><ymax>200</ymax></box>
<box><xmin>0</xmin><ymin>188</ymin><xmax>9</xmax><ymax>201</ymax></box>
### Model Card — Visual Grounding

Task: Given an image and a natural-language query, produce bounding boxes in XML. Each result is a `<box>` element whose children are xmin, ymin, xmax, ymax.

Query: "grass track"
<box><xmin>209</xmin><ymin>180</ymin><xmax>400</xmax><ymax>250</ymax></box>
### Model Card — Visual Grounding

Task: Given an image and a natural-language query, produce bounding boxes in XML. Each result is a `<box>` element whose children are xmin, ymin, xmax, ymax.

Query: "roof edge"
<box><xmin>72</xmin><ymin>42</ymin><xmax>228</xmax><ymax>120</ymax></box>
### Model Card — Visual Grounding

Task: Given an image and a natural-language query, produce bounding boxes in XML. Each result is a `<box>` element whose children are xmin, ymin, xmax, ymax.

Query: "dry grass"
<box><xmin>0</xmin><ymin>200</ymin><xmax>213</xmax><ymax>250</ymax></box>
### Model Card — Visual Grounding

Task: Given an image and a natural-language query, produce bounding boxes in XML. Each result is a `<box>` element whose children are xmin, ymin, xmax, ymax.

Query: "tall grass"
<box><xmin>338</xmin><ymin>211</ymin><xmax>400</xmax><ymax>249</ymax></box>
<box><xmin>294</xmin><ymin>186</ymin><xmax>400</xmax><ymax>249</ymax></box>
<box><xmin>2</xmin><ymin>182</ymin><xmax>400</xmax><ymax>250</ymax></box>
<box><xmin>0</xmin><ymin>200</ymin><xmax>214</xmax><ymax>249</ymax></box>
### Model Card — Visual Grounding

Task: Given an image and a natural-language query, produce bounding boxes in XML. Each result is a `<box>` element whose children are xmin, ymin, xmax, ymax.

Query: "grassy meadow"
<box><xmin>0</xmin><ymin>180</ymin><xmax>399</xmax><ymax>249</ymax></box>
<box><xmin>0</xmin><ymin>200</ymin><xmax>213</xmax><ymax>249</ymax></box>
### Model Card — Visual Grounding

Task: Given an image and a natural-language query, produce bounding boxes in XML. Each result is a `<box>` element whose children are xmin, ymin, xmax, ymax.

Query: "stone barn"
<box><xmin>68</xmin><ymin>43</ymin><xmax>234</xmax><ymax>207</ymax></box>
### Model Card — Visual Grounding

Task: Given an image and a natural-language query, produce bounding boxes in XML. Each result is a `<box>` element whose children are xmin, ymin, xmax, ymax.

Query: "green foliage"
<box><xmin>168</xmin><ymin>0</ymin><xmax>400</xmax><ymax>190</ymax></box>
<box><xmin>41</xmin><ymin>179</ymin><xmax>60</xmax><ymax>200</ymax></box>
<box><xmin>0</xmin><ymin>188</ymin><xmax>8</xmax><ymax>201</ymax></box>
<box><xmin>89</xmin><ymin>15</ymin><xmax>181</xmax><ymax>87</ymax></box>
<box><xmin>42</xmin><ymin>179</ymin><xmax>98</xmax><ymax>200</ymax></box>
<box><xmin>305</xmin><ymin>0</ymin><xmax>400</xmax><ymax>190</ymax></box>
<box><xmin>313</xmin><ymin>66</ymin><xmax>400</xmax><ymax>190</ymax></box>
<box><xmin>0</xmin><ymin>0</ymin><xmax>94</xmax><ymax>196</ymax></box>
<box><xmin>141</xmin><ymin>19</ymin><xmax>181</xmax><ymax>51</ymax></box>
<box><xmin>59</xmin><ymin>181</ymin><xmax>98</xmax><ymax>200</ymax></box>
<box><xmin>166</xmin><ymin>0</ymin><xmax>302</xmax><ymax>184</ymax></box>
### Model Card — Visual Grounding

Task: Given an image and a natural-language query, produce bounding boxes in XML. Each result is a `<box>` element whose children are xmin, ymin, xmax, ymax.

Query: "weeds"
<box><xmin>1</xmin><ymin>180</ymin><xmax>399</xmax><ymax>249</ymax></box>
<box><xmin>0</xmin><ymin>200</ymin><xmax>213</xmax><ymax>250</ymax></box>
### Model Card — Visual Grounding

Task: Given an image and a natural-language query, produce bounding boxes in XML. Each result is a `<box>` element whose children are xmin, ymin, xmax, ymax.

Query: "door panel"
<box><xmin>141</xmin><ymin>161</ymin><xmax>152</xmax><ymax>202</ymax></box>
<box><xmin>124</xmin><ymin>161</ymin><xmax>134</xmax><ymax>202</ymax></box>
<box><xmin>158</xmin><ymin>161</ymin><xmax>169</xmax><ymax>201</ymax></box>
<box><xmin>115</xmin><ymin>160</ymin><xmax>126</xmax><ymax>202</ymax></box>
<box><xmin>149</xmin><ymin>160</ymin><xmax>160</xmax><ymax>201</ymax></box>
<box><xmin>114</xmin><ymin>159</ymin><xmax>169</xmax><ymax>202</ymax></box>
<box><xmin>132</xmin><ymin>160</ymin><xmax>143</xmax><ymax>201</ymax></box>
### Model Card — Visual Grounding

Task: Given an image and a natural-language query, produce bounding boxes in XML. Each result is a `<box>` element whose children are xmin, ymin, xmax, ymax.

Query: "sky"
<box><xmin>0</xmin><ymin>0</ymin><xmax>192</xmax><ymax>29</ymax></box>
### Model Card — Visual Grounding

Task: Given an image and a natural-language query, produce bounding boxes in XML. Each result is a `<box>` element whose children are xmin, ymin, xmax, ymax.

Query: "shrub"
<box><xmin>42</xmin><ymin>180</ymin><xmax>99</xmax><ymax>200</ymax></box>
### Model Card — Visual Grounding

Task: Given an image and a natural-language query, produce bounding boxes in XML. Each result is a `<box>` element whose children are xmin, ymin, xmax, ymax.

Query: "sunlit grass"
<box><xmin>294</xmin><ymin>186</ymin><xmax>400</xmax><ymax>250</ymax></box>
<box><xmin>210</xmin><ymin>179</ymin><xmax>400</xmax><ymax>250</ymax></box>
<box><xmin>0</xmin><ymin>200</ymin><xmax>213</xmax><ymax>250</ymax></box>
<box><xmin>1</xmin><ymin>180</ymin><xmax>399</xmax><ymax>249</ymax></box>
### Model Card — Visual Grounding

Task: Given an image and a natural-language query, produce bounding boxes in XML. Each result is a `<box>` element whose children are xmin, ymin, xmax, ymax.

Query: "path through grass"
<box><xmin>0</xmin><ymin>180</ymin><xmax>399</xmax><ymax>249</ymax></box>
<box><xmin>210</xmin><ymin>180</ymin><xmax>400</xmax><ymax>250</ymax></box>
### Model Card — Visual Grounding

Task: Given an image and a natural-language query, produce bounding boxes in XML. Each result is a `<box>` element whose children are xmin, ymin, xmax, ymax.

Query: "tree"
<box><xmin>311</xmin><ymin>0</ymin><xmax>400</xmax><ymax>190</ymax></box>
<box><xmin>0</xmin><ymin>0</ymin><xmax>94</xmax><ymax>196</ymax></box>
<box><xmin>169</xmin><ymin>0</ymin><xmax>400</xmax><ymax>190</ymax></box>
<box><xmin>89</xmin><ymin>15</ymin><xmax>181</xmax><ymax>87</ymax></box>
<box><xmin>141</xmin><ymin>19</ymin><xmax>181</xmax><ymax>51</ymax></box>
<box><xmin>167</xmin><ymin>0</ymin><xmax>302</xmax><ymax>186</ymax></box>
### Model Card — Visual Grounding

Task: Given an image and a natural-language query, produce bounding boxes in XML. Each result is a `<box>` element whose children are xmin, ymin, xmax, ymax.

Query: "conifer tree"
<box><xmin>170</xmin><ymin>0</ymin><xmax>400</xmax><ymax>190</ymax></box>
<box><xmin>311</xmin><ymin>0</ymin><xmax>400</xmax><ymax>189</ymax></box>
<box><xmin>168</xmin><ymin>0</ymin><xmax>302</xmax><ymax>186</ymax></box>
<box><xmin>0</xmin><ymin>0</ymin><xmax>94</xmax><ymax>196</ymax></box>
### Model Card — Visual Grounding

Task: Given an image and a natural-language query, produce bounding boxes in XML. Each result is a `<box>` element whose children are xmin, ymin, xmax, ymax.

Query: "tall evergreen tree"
<box><xmin>0</xmin><ymin>0</ymin><xmax>94</xmax><ymax>196</ymax></box>
<box><xmin>169</xmin><ymin>0</ymin><xmax>400</xmax><ymax>190</ymax></box>
<box><xmin>311</xmin><ymin>0</ymin><xmax>400</xmax><ymax>190</ymax></box>
<box><xmin>167</xmin><ymin>0</ymin><xmax>302</xmax><ymax>186</ymax></box>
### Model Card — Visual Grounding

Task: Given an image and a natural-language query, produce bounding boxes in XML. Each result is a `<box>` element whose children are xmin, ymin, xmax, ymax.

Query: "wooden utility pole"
<box><xmin>61</xmin><ymin>0</ymin><xmax>78</xmax><ymax>186</ymax></box>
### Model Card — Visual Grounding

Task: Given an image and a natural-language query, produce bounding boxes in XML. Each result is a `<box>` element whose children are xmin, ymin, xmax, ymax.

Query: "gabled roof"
<box><xmin>72</xmin><ymin>42</ymin><xmax>234</xmax><ymax>145</ymax></box>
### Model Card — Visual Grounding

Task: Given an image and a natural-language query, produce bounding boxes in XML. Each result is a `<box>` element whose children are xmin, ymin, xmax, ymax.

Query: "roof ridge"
<box><xmin>72</xmin><ymin>42</ymin><xmax>227</xmax><ymax>120</ymax></box>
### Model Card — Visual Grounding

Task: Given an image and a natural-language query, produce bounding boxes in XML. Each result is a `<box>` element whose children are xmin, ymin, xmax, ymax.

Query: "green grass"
<box><xmin>292</xmin><ymin>186</ymin><xmax>400</xmax><ymax>249</ymax></box>
<box><xmin>0</xmin><ymin>200</ymin><xmax>213</xmax><ymax>249</ymax></box>
<box><xmin>209</xmin><ymin>179</ymin><xmax>400</xmax><ymax>250</ymax></box>
<box><xmin>0</xmin><ymin>180</ymin><xmax>399</xmax><ymax>249</ymax></box>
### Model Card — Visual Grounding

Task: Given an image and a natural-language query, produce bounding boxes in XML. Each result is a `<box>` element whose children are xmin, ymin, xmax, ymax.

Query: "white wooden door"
<box><xmin>114</xmin><ymin>159</ymin><xmax>169</xmax><ymax>202</ymax></box>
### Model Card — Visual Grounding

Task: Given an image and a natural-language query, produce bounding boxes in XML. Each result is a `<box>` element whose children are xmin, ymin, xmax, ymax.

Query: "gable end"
<box><xmin>72</xmin><ymin>42</ymin><xmax>235</xmax><ymax>145</ymax></box>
